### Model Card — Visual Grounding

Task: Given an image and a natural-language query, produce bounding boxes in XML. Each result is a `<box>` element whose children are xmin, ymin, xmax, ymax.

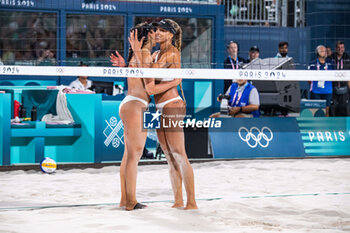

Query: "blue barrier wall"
<box><xmin>0</xmin><ymin>94</ymin><xmax>11</xmax><ymax>165</ymax></box>
<box><xmin>306</xmin><ymin>0</ymin><xmax>350</xmax><ymax>59</ymax></box>
<box><xmin>209</xmin><ymin>117</ymin><xmax>306</xmax><ymax>159</ymax></box>
<box><xmin>0</xmin><ymin>92</ymin><xmax>111</xmax><ymax>165</ymax></box>
<box><xmin>209</xmin><ymin>117</ymin><xmax>350</xmax><ymax>159</ymax></box>
<box><xmin>298</xmin><ymin>117</ymin><xmax>350</xmax><ymax>156</ymax></box>
<box><xmin>100</xmin><ymin>99</ymin><xmax>124</xmax><ymax>162</ymax></box>
<box><xmin>2</xmin><ymin>89</ymin><xmax>350</xmax><ymax>165</ymax></box>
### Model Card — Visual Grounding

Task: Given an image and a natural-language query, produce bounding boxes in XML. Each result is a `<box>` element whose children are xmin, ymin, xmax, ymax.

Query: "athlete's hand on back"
<box><xmin>110</xmin><ymin>50</ymin><xmax>126</xmax><ymax>67</ymax></box>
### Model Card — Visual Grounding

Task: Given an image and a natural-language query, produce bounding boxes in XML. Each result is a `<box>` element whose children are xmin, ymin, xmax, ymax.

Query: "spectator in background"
<box><xmin>210</xmin><ymin>79</ymin><xmax>260</xmax><ymax>118</ymax></box>
<box><xmin>326</xmin><ymin>46</ymin><xmax>333</xmax><ymax>58</ymax></box>
<box><xmin>36</xmin><ymin>49</ymin><xmax>56</xmax><ymax>66</ymax></box>
<box><xmin>2</xmin><ymin>41</ymin><xmax>16</xmax><ymax>64</ymax></box>
<box><xmin>69</xmin><ymin>62</ymin><xmax>92</xmax><ymax>91</ymax></box>
<box><xmin>247</xmin><ymin>45</ymin><xmax>260</xmax><ymax>63</ymax></box>
<box><xmin>331</xmin><ymin>41</ymin><xmax>350</xmax><ymax>70</ymax></box>
<box><xmin>223</xmin><ymin>41</ymin><xmax>246</xmax><ymax>92</ymax></box>
<box><xmin>182</xmin><ymin>24</ymin><xmax>196</xmax><ymax>48</ymax></box>
<box><xmin>308</xmin><ymin>45</ymin><xmax>335</xmax><ymax>117</ymax></box>
<box><xmin>276</xmin><ymin>41</ymin><xmax>289</xmax><ymax>58</ymax></box>
<box><xmin>330</xmin><ymin>41</ymin><xmax>350</xmax><ymax>116</ymax></box>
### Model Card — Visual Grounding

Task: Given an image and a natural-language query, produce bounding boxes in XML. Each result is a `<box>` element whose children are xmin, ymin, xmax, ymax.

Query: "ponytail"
<box><xmin>163</xmin><ymin>19</ymin><xmax>182</xmax><ymax>52</ymax></box>
<box><xmin>173</xmin><ymin>22</ymin><xmax>184</xmax><ymax>103</ymax></box>
<box><xmin>174</xmin><ymin>27</ymin><xmax>182</xmax><ymax>52</ymax></box>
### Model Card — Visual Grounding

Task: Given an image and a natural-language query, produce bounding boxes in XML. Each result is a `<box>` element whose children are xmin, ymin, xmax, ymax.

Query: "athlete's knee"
<box><xmin>159</xmin><ymin>143</ymin><xmax>170</xmax><ymax>156</ymax></box>
<box><xmin>168</xmin><ymin>145</ymin><xmax>186</xmax><ymax>158</ymax></box>
<box><xmin>166</xmin><ymin>155</ymin><xmax>182</xmax><ymax>175</ymax></box>
<box><xmin>126</xmin><ymin>147</ymin><xmax>143</xmax><ymax>161</ymax></box>
<box><xmin>164</xmin><ymin>153</ymin><xmax>171</xmax><ymax>161</ymax></box>
<box><xmin>171</xmin><ymin>151</ymin><xmax>189</xmax><ymax>165</ymax></box>
<box><xmin>165</xmin><ymin>153</ymin><xmax>177</xmax><ymax>165</ymax></box>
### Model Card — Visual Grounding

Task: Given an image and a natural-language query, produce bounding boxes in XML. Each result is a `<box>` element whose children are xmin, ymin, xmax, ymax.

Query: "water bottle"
<box><xmin>31</xmin><ymin>106</ymin><xmax>37</xmax><ymax>121</ymax></box>
<box><xmin>22</xmin><ymin>106</ymin><xmax>26</xmax><ymax>118</ymax></box>
<box><xmin>20</xmin><ymin>106</ymin><xmax>26</xmax><ymax>118</ymax></box>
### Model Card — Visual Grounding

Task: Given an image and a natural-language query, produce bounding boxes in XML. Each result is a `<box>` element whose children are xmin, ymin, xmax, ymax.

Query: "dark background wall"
<box><xmin>306</xmin><ymin>0</ymin><xmax>350</xmax><ymax>58</ymax></box>
<box><xmin>223</xmin><ymin>26</ymin><xmax>309</xmax><ymax>69</ymax></box>
<box><xmin>223</xmin><ymin>0</ymin><xmax>350</xmax><ymax>69</ymax></box>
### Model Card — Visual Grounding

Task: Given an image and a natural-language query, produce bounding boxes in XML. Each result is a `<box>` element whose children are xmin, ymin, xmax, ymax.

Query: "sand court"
<box><xmin>0</xmin><ymin>158</ymin><xmax>350</xmax><ymax>232</ymax></box>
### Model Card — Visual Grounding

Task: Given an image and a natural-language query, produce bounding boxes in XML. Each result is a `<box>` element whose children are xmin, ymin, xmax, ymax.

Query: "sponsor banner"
<box><xmin>160</xmin><ymin>6</ymin><xmax>193</xmax><ymax>14</ymax></box>
<box><xmin>297</xmin><ymin>117</ymin><xmax>350</xmax><ymax>156</ymax></box>
<box><xmin>82</xmin><ymin>2</ymin><xmax>117</xmax><ymax>11</ymax></box>
<box><xmin>209</xmin><ymin>118</ymin><xmax>305</xmax><ymax>159</ymax></box>
<box><xmin>0</xmin><ymin>0</ymin><xmax>35</xmax><ymax>7</ymax></box>
<box><xmin>81</xmin><ymin>3</ymin><xmax>195</xmax><ymax>13</ymax></box>
<box><xmin>0</xmin><ymin>0</ymin><xmax>211</xmax><ymax>14</ymax></box>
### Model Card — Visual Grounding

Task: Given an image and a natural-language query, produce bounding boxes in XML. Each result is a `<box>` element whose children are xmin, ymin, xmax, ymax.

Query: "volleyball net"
<box><xmin>1</xmin><ymin>65</ymin><xmax>350</xmax><ymax>81</ymax></box>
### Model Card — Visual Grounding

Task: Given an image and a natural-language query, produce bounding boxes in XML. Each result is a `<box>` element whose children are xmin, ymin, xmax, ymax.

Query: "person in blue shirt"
<box><xmin>308</xmin><ymin>45</ymin><xmax>335</xmax><ymax>116</ymax></box>
<box><xmin>210</xmin><ymin>79</ymin><xmax>260</xmax><ymax>118</ymax></box>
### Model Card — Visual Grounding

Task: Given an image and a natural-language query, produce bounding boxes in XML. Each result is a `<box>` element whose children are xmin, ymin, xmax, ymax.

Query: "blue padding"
<box><xmin>0</xmin><ymin>94</ymin><xmax>11</xmax><ymax>165</ymax></box>
<box><xmin>0</xmin><ymin>89</ymin><xmax>14</xmax><ymax>117</ymax></box>
<box><xmin>46</xmin><ymin>123</ymin><xmax>81</xmax><ymax>128</ymax></box>
<box><xmin>25</xmin><ymin>82</ymin><xmax>41</xmax><ymax>86</ymax></box>
<box><xmin>11</xmin><ymin>122</ymin><xmax>82</xmax><ymax>137</ymax></box>
<box><xmin>0</xmin><ymin>82</ymin><xmax>15</xmax><ymax>86</ymax></box>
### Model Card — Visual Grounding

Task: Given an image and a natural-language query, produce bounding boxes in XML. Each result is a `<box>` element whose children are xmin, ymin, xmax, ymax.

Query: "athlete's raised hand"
<box><xmin>110</xmin><ymin>50</ymin><xmax>126</xmax><ymax>67</ymax></box>
<box><xmin>128</xmin><ymin>29</ymin><xmax>144</xmax><ymax>53</ymax></box>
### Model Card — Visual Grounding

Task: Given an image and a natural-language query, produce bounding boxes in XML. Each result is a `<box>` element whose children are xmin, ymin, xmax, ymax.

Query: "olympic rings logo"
<box><xmin>185</xmin><ymin>69</ymin><xmax>195</xmax><ymax>76</ymax></box>
<box><xmin>56</xmin><ymin>68</ymin><xmax>65</xmax><ymax>74</ymax></box>
<box><xmin>238</xmin><ymin>126</ymin><xmax>273</xmax><ymax>148</ymax></box>
<box><xmin>334</xmin><ymin>72</ymin><xmax>346</xmax><ymax>78</ymax></box>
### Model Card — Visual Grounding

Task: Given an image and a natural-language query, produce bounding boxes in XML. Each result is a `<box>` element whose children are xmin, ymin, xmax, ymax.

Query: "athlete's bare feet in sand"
<box><xmin>125</xmin><ymin>201</ymin><xmax>147</xmax><ymax>211</ymax></box>
<box><xmin>184</xmin><ymin>202</ymin><xmax>198</xmax><ymax>210</ymax></box>
<box><xmin>171</xmin><ymin>202</ymin><xmax>184</xmax><ymax>208</ymax></box>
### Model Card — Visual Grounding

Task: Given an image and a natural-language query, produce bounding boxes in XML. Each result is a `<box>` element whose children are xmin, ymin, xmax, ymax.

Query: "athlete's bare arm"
<box><xmin>110</xmin><ymin>50</ymin><xmax>126</xmax><ymax>67</ymax></box>
<box><xmin>143</xmin><ymin>53</ymin><xmax>181</xmax><ymax>95</ymax></box>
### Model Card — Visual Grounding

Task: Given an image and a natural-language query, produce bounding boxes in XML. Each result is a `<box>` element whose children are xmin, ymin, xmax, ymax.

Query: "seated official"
<box><xmin>69</xmin><ymin>62</ymin><xmax>92</xmax><ymax>91</ymax></box>
<box><xmin>210</xmin><ymin>79</ymin><xmax>260</xmax><ymax>118</ymax></box>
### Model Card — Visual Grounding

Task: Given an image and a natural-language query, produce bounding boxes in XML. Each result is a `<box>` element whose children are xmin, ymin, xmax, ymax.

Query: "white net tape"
<box><xmin>1</xmin><ymin>66</ymin><xmax>350</xmax><ymax>81</ymax></box>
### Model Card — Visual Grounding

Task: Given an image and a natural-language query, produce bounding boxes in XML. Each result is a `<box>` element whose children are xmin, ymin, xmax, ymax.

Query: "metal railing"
<box><xmin>223</xmin><ymin>0</ymin><xmax>280</xmax><ymax>26</ymax></box>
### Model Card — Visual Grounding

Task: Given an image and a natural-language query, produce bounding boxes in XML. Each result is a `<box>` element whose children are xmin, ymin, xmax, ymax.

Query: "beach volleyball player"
<box><xmin>111</xmin><ymin>23</ymin><xmax>180</xmax><ymax>210</ymax></box>
<box><xmin>130</xmin><ymin>19</ymin><xmax>198</xmax><ymax>210</ymax></box>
